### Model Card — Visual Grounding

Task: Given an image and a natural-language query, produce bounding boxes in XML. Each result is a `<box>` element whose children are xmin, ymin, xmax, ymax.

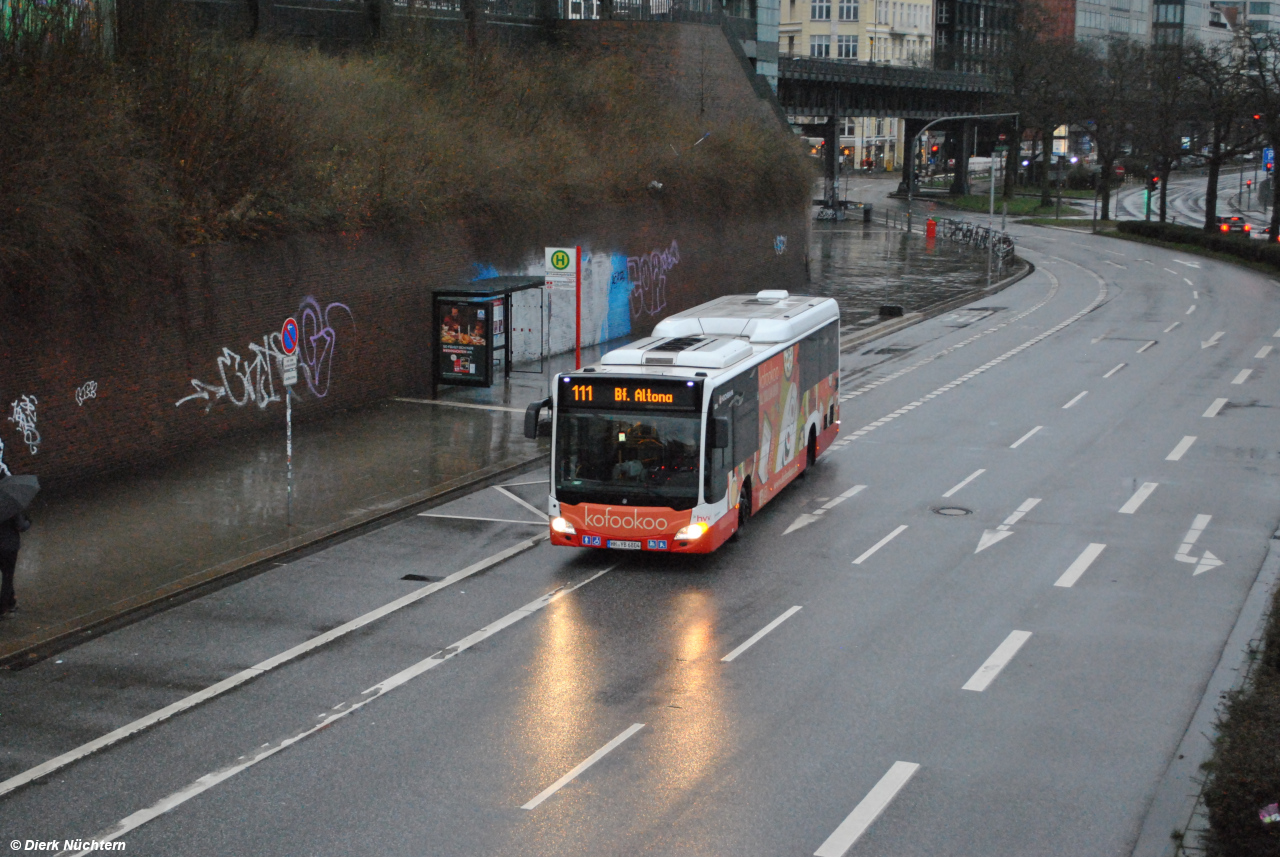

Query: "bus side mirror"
<box><xmin>524</xmin><ymin>397</ymin><xmax>551</xmax><ymax>440</ymax></box>
<box><xmin>712</xmin><ymin>417</ymin><xmax>730</xmax><ymax>449</ymax></box>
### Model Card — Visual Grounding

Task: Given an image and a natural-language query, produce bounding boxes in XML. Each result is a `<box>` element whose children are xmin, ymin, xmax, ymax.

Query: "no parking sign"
<box><xmin>281</xmin><ymin>317</ymin><xmax>299</xmax><ymax>386</ymax></box>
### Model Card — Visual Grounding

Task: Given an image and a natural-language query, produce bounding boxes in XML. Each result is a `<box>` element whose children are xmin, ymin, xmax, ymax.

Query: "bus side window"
<box><xmin>705</xmin><ymin>384</ymin><xmax>735</xmax><ymax>503</ymax></box>
<box><xmin>733</xmin><ymin>368</ymin><xmax>759</xmax><ymax>466</ymax></box>
<box><xmin>800</xmin><ymin>322</ymin><xmax>839</xmax><ymax>391</ymax></box>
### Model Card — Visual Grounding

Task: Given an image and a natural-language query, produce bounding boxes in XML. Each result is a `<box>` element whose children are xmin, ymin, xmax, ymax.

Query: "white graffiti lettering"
<box><xmin>8</xmin><ymin>395</ymin><xmax>40</xmax><ymax>455</ymax></box>
<box><xmin>177</xmin><ymin>296</ymin><xmax>353</xmax><ymax>412</ymax></box>
<box><xmin>584</xmin><ymin>507</ymin><xmax>670</xmax><ymax>532</ymax></box>
<box><xmin>628</xmin><ymin>240</ymin><xmax>679</xmax><ymax>319</ymax></box>
<box><xmin>74</xmin><ymin>381</ymin><xmax>98</xmax><ymax>406</ymax></box>
<box><xmin>0</xmin><ymin>438</ymin><xmax>9</xmax><ymax>476</ymax></box>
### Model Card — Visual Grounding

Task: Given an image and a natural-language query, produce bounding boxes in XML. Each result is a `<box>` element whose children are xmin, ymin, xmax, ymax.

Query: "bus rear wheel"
<box><xmin>806</xmin><ymin>427</ymin><xmax>817</xmax><ymax>469</ymax></box>
<box><xmin>734</xmin><ymin>483</ymin><xmax>752</xmax><ymax>540</ymax></box>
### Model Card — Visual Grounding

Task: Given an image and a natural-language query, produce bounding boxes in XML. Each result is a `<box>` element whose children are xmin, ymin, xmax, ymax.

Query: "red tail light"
<box><xmin>1245</xmin><ymin>224</ymin><xmax>1251</xmax><ymax>232</ymax></box>
<box><xmin>1221</xmin><ymin>224</ymin><xmax>1230</xmax><ymax>232</ymax></box>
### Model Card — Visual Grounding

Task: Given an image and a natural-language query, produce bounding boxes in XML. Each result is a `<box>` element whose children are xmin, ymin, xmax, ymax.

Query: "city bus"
<box><xmin>523</xmin><ymin>290</ymin><xmax>841</xmax><ymax>553</ymax></box>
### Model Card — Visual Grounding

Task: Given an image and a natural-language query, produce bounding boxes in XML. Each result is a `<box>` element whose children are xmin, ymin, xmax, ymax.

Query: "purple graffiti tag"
<box><xmin>297</xmin><ymin>296</ymin><xmax>354</xmax><ymax>399</ymax></box>
<box><xmin>627</xmin><ymin>240</ymin><xmax>679</xmax><ymax>319</ymax></box>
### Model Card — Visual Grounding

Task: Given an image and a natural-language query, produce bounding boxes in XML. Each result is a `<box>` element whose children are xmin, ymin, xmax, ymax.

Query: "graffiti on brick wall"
<box><xmin>8</xmin><ymin>395</ymin><xmax>40</xmax><ymax>455</ymax></box>
<box><xmin>75</xmin><ymin>381</ymin><xmax>98</xmax><ymax>406</ymax></box>
<box><xmin>775</xmin><ymin>235</ymin><xmax>787</xmax><ymax>255</ymax></box>
<box><xmin>176</xmin><ymin>296</ymin><xmax>354</xmax><ymax>412</ymax></box>
<box><xmin>627</xmin><ymin>240</ymin><xmax>679</xmax><ymax>320</ymax></box>
<box><xmin>0</xmin><ymin>438</ymin><xmax>8</xmax><ymax>476</ymax></box>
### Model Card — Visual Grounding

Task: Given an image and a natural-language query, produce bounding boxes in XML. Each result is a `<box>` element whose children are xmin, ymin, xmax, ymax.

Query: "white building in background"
<box><xmin>780</xmin><ymin>0</ymin><xmax>934</xmax><ymax>170</ymax></box>
<box><xmin>1074</xmin><ymin>0</ymin><xmax>1152</xmax><ymax>42</ymax></box>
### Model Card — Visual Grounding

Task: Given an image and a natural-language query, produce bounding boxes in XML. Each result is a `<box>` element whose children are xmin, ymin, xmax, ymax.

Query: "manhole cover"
<box><xmin>933</xmin><ymin>506</ymin><xmax>972</xmax><ymax>516</ymax></box>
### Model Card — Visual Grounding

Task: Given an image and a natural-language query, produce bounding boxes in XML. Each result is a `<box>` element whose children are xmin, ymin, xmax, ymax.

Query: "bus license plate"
<box><xmin>607</xmin><ymin>539</ymin><xmax>642</xmax><ymax>550</ymax></box>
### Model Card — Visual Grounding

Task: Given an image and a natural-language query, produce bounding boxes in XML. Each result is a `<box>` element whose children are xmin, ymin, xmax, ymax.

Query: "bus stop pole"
<box><xmin>575</xmin><ymin>245</ymin><xmax>582</xmax><ymax>370</ymax></box>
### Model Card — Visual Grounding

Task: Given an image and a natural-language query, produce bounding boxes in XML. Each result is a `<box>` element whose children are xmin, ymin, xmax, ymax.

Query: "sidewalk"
<box><xmin>0</xmin><ymin>192</ymin><xmax>1019</xmax><ymax>666</ymax></box>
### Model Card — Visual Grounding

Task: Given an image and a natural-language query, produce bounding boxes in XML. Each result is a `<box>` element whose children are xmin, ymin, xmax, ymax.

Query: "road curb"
<box><xmin>0</xmin><ymin>450</ymin><xmax>550</xmax><ymax>669</ymax></box>
<box><xmin>838</xmin><ymin>256</ymin><xmax>1034</xmax><ymax>353</ymax></box>
<box><xmin>1130</xmin><ymin>534</ymin><xmax>1280</xmax><ymax>856</ymax></box>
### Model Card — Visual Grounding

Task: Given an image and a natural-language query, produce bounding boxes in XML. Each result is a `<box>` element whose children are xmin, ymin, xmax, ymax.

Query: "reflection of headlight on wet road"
<box><xmin>551</xmin><ymin>517</ymin><xmax>576</xmax><ymax>534</ymax></box>
<box><xmin>674</xmin><ymin>522</ymin><xmax>708</xmax><ymax>540</ymax></box>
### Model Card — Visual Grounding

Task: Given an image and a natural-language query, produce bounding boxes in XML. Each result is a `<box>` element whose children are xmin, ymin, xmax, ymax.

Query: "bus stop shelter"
<box><xmin>432</xmin><ymin>276</ymin><xmax>543</xmax><ymax>396</ymax></box>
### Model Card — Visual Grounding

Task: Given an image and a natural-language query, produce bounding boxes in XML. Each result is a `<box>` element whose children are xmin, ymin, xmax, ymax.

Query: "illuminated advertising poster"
<box><xmin>755</xmin><ymin>345</ymin><xmax>802</xmax><ymax>506</ymax></box>
<box><xmin>437</xmin><ymin>300</ymin><xmax>491</xmax><ymax>385</ymax></box>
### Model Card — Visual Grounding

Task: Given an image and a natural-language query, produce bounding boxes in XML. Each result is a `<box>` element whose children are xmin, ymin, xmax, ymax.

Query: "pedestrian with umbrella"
<box><xmin>0</xmin><ymin>452</ymin><xmax>38</xmax><ymax>617</ymax></box>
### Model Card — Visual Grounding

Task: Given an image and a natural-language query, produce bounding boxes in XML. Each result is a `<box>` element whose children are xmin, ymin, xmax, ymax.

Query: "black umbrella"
<box><xmin>0</xmin><ymin>475</ymin><xmax>39</xmax><ymax>522</ymax></box>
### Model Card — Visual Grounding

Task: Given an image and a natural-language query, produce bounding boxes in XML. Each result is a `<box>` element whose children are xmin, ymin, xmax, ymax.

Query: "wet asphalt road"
<box><xmin>2</xmin><ymin>224</ymin><xmax>1279</xmax><ymax>856</ymax></box>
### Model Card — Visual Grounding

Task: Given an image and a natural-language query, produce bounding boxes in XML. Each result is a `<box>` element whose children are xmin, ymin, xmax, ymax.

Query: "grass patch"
<box><xmin>1200</xmin><ymin>581</ymin><xmax>1280</xmax><ymax>856</ymax></box>
<box><xmin>0</xmin><ymin>0</ymin><xmax>813</xmax><ymax>302</ymax></box>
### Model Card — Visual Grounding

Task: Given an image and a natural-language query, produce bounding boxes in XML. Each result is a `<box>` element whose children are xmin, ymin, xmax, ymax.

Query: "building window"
<box><xmin>810</xmin><ymin>34</ymin><xmax>831</xmax><ymax>56</ymax></box>
<box><xmin>937</xmin><ymin>2</ymin><xmax>949</xmax><ymax>22</ymax></box>
<box><xmin>812</xmin><ymin>0</ymin><xmax>832</xmax><ymax>19</ymax></box>
<box><xmin>1153</xmin><ymin>2</ymin><xmax>1183</xmax><ymax>22</ymax></box>
<box><xmin>837</xmin><ymin>34</ymin><xmax>858</xmax><ymax>57</ymax></box>
<box><xmin>839</xmin><ymin>0</ymin><xmax>859</xmax><ymax>20</ymax></box>
<box><xmin>1253</xmin><ymin>19</ymin><xmax>1272</xmax><ymax>29</ymax></box>
<box><xmin>877</xmin><ymin>0</ymin><xmax>889</xmax><ymax>23</ymax></box>
<box><xmin>1251</xmin><ymin>1</ymin><xmax>1270</xmax><ymax>12</ymax></box>
<box><xmin>788</xmin><ymin>35</ymin><xmax>795</xmax><ymax>55</ymax></box>
<box><xmin>876</xmin><ymin>118</ymin><xmax>884</xmax><ymax>136</ymax></box>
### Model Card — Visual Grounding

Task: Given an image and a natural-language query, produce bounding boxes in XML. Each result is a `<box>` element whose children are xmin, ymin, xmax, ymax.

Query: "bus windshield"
<box><xmin>555</xmin><ymin>410</ymin><xmax>702</xmax><ymax>510</ymax></box>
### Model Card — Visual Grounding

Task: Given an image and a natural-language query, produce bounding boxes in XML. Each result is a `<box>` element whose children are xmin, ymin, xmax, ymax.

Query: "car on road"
<box><xmin>1217</xmin><ymin>215</ymin><xmax>1251</xmax><ymax>234</ymax></box>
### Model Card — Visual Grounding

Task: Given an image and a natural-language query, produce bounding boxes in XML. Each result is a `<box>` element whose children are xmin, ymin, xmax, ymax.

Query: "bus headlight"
<box><xmin>674</xmin><ymin>522</ymin><xmax>709</xmax><ymax>540</ymax></box>
<box><xmin>551</xmin><ymin>517</ymin><xmax>576</xmax><ymax>535</ymax></box>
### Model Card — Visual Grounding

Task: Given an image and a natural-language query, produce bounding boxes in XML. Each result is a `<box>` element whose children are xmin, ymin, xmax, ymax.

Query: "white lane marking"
<box><xmin>501</xmin><ymin>478</ymin><xmax>551</xmax><ymax>487</ymax></box>
<box><xmin>419</xmin><ymin>513</ymin><xmax>545</xmax><ymax>525</ymax></box>
<box><xmin>1274</xmin><ymin>327</ymin><xmax>1280</xmax><ymax>338</ymax></box>
<box><xmin>1105</xmin><ymin>260</ymin><xmax>1126</xmax><ymax>269</ymax></box>
<box><xmin>1201</xmin><ymin>331</ymin><xmax>1224</xmax><ymax>349</ymax></box>
<box><xmin>1203</xmin><ymin>397</ymin><xmax>1229</xmax><ymax>418</ymax></box>
<box><xmin>1232</xmin><ymin>369</ymin><xmax>1252</xmax><ymax>384</ymax></box>
<box><xmin>977</xmin><ymin>498</ymin><xmax>1040</xmax><ymax>552</ymax></box>
<box><xmin>1055</xmin><ymin>543</ymin><xmax>1106</xmax><ymax>588</ymax></box>
<box><xmin>0</xmin><ymin>534</ymin><xmax>549</xmax><ymax>800</ymax></box>
<box><xmin>1164</xmin><ymin>322</ymin><xmax>1180</xmax><ymax>333</ymax></box>
<box><xmin>1062</xmin><ymin>391</ymin><xmax>1088</xmax><ymax>409</ymax></box>
<box><xmin>852</xmin><ymin>525</ymin><xmax>908</xmax><ymax>564</ymax></box>
<box><xmin>943</xmin><ymin>469</ymin><xmax>986</xmax><ymax>498</ymax></box>
<box><xmin>813</xmin><ymin>762</ymin><xmax>921</xmax><ymax>857</ymax></box>
<box><xmin>1166</xmin><ymin>436</ymin><xmax>1197</xmax><ymax>461</ymax></box>
<box><xmin>784</xmin><ymin>486</ymin><xmax>865</xmax><ymax>534</ymax></box>
<box><xmin>1119</xmin><ymin>482</ymin><xmax>1159</xmax><ymax>514</ymax></box>
<box><xmin>493</xmin><ymin>485</ymin><xmax>550</xmax><ymax>520</ymax></box>
<box><xmin>962</xmin><ymin>631</ymin><xmax>1033</xmax><ymax>692</ymax></box>
<box><xmin>1173</xmin><ymin>259</ymin><xmax>1201</xmax><ymax>268</ymax></box>
<box><xmin>835</xmin><ymin>267</ymin><xmax>1108</xmax><ymax>447</ymax></box>
<box><xmin>391</xmin><ymin>397</ymin><xmax>525</xmax><ymax>413</ymax></box>
<box><xmin>1137</xmin><ymin>341</ymin><xmax>1156</xmax><ymax>353</ymax></box>
<box><xmin>66</xmin><ymin>567</ymin><xmax>616</xmax><ymax>854</ymax></box>
<box><xmin>1103</xmin><ymin>363</ymin><xmax>1126</xmax><ymax>378</ymax></box>
<box><xmin>1164</xmin><ymin>268</ymin><xmax>1179</xmax><ymax>275</ymax></box>
<box><xmin>721</xmin><ymin>606</ymin><xmax>803</xmax><ymax>662</ymax></box>
<box><xmin>1186</xmin><ymin>305</ymin><xmax>1196</xmax><ymax>315</ymax></box>
<box><xmin>1173</xmin><ymin>514</ymin><xmax>1223</xmax><ymax>575</ymax></box>
<box><xmin>1009</xmin><ymin>426</ymin><xmax>1042</xmax><ymax>448</ymax></box>
<box><xmin>1256</xmin><ymin>346</ymin><xmax>1272</xmax><ymax>359</ymax></box>
<box><xmin>522</xmin><ymin>723</ymin><xmax>646</xmax><ymax>810</ymax></box>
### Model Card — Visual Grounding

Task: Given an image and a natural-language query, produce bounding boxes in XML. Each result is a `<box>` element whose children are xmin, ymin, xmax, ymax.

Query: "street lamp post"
<box><xmin>906</xmin><ymin>112</ymin><xmax>1019</xmax><ymax>234</ymax></box>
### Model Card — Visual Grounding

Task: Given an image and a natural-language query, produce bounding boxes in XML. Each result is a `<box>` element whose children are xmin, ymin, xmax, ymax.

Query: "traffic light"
<box><xmin>1248</xmin><ymin>178</ymin><xmax>1254</xmax><ymax>188</ymax></box>
<box><xmin>1147</xmin><ymin>174</ymin><xmax>1160</xmax><ymax>193</ymax></box>
<box><xmin>931</xmin><ymin>144</ymin><xmax>939</xmax><ymax>153</ymax></box>
<box><xmin>841</xmin><ymin>146</ymin><xmax>852</xmax><ymax>157</ymax></box>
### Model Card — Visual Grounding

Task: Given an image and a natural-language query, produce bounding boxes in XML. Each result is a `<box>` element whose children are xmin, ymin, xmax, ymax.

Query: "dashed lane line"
<box><xmin>1256</xmin><ymin>346</ymin><xmax>1272</xmax><ymax>359</ymax></box>
<box><xmin>1054</xmin><ymin>543</ymin><xmax>1107</xmax><ymax>588</ymax></box>
<box><xmin>814</xmin><ymin>762</ymin><xmax>921</xmax><ymax>857</ymax></box>
<box><xmin>1063</xmin><ymin>391</ymin><xmax>1088</xmax><ymax>409</ymax></box>
<box><xmin>943</xmin><ymin>469</ymin><xmax>986</xmax><ymax>497</ymax></box>
<box><xmin>1104</xmin><ymin>363</ymin><xmax>1126</xmax><ymax>378</ymax></box>
<box><xmin>721</xmin><ymin>606</ymin><xmax>804</xmax><ymax>662</ymax></box>
<box><xmin>62</xmin><ymin>566</ymin><xmax>615</xmax><ymax>856</ymax></box>
<box><xmin>962</xmin><ymin>631</ymin><xmax>1033</xmax><ymax>692</ymax></box>
<box><xmin>1137</xmin><ymin>341</ymin><xmax>1156</xmax><ymax>353</ymax></box>
<box><xmin>1010</xmin><ymin>426</ymin><xmax>1042</xmax><ymax>449</ymax></box>
<box><xmin>522</xmin><ymin>723</ymin><xmax>646</xmax><ymax>810</ymax></box>
<box><xmin>1166</xmin><ymin>436</ymin><xmax>1197</xmax><ymax>461</ymax></box>
<box><xmin>1232</xmin><ymin>369</ymin><xmax>1252</xmax><ymax>385</ymax></box>
<box><xmin>1203</xmin><ymin>398</ymin><xmax>1228</xmax><ymax>418</ymax></box>
<box><xmin>852</xmin><ymin>525</ymin><xmax>908</xmax><ymax>565</ymax></box>
<box><xmin>1119</xmin><ymin>482</ymin><xmax>1159</xmax><ymax>514</ymax></box>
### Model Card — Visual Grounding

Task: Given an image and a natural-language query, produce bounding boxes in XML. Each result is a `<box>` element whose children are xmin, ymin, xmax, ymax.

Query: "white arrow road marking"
<box><xmin>1256</xmin><ymin>345</ymin><xmax>1272</xmax><ymax>358</ymax></box>
<box><xmin>976</xmin><ymin>498</ymin><xmax>1040</xmax><ymax>553</ymax></box>
<box><xmin>1175</xmin><ymin>514</ymin><xmax>1224</xmax><ymax>575</ymax></box>
<box><xmin>1119</xmin><ymin>482</ymin><xmax>1158</xmax><ymax>514</ymax></box>
<box><xmin>1137</xmin><ymin>341</ymin><xmax>1156</xmax><ymax>353</ymax></box>
<box><xmin>1103</xmin><ymin>363</ymin><xmax>1126</xmax><ymax>378</ymax></box>
<box><xmin>522</xmin><ymin>723</ymin><xmax>646</xmax><ymax>810</ymax></box>
<box><xmin>814</xmin><ymin>762</ymin><xmax>920</xmax><ymax>857</ymax></box>
<box><xmin>1203</xmin><ymin>398</ymin><xmax>1228</xmax><ymax>418</ymax></box>
<box><xmin>1174</xmin><ymin>259</ymin><xmax>1201</xmax><ymax>268</ymax></box>
<box><xmin>785</xmin><ymin>485</ymin><xmax>866</xmax><ymax>534</ymax></box>
<box><xmin>962</xmin><ymin>630</ymin><xmax>1033</xmax><ymax>691</ymax></box>
<box><xmin>853</xmin><ymin>525</ymin><xmax>908</xmax><ymax>564</ymax></box>
<box><xmin>1166</xmin><ymin>436</ymin><xmax>1197</xmax><ymax>461</ymax></box>
<box><xmin>1055</xmin><ymin>543</ymin><xmax>1107</xmax><ymax>588</ymax></box>
<box><xmin>1201</xmin><ymin>331</ymin><xmax>1224</xmax><ymax>348</ymax></box>
<box><xmin>1164</xmin><ymin>322</ymin><xmax>1180</xmax><ymax>333</ymax></box>
<box><xmin>1232</xmin><ymin>369</ymin><xmax>1252</xmax><ymax>384</ymax></box>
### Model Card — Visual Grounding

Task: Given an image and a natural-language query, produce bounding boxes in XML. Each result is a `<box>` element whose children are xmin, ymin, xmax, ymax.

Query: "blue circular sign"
<box><xmin>281</xmin><ymin>317</ymin><xmax>299</xmax><ymax>355</ymax></box>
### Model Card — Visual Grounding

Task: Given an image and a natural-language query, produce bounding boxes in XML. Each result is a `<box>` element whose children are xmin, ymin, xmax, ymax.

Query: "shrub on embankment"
<box><xmin>0</xmin><ymin>0</ymin><xmax>814</xmax><ymax>304</ymax></box>
<box><xmin>1201</xmin><ymin>583</ymin><xmax>1280</xmax><ymax>856</ymax></box>
<box><xmin>1116</xmin><ymin>221</ymin><xmax>1280</xmax><ymax>271</ymax></box>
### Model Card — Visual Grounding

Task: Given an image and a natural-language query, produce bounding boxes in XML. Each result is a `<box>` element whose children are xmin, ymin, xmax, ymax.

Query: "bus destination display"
<box><xmin>561</xmin><ymin>377</ymin><xmax>700</xmax><ymax>411</ymax></box>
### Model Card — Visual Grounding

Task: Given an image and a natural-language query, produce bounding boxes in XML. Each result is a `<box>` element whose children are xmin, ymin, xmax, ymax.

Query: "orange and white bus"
<box><xmin>524</xmin><ymin>290</ymin><xmax>841</xmax><ymax>553</ymax></box>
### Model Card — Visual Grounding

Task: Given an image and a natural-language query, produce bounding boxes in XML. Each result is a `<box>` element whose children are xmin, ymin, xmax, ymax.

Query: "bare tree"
<box><xmin>1241</xmin><ymin>32</ymin><xmax>1280</xmax><ymax>238</ymax></box>
<box><xmin>1075</xmin><ymin>37</ymin><xmax>1147</xmax><ymax>222</ymax></box>
<box><xmin>1132</xmin><ymin>43</ymin><xmax>1196</xmax><ymax>222</ymax></box>
<box><xmin>1186</xmin><ymin>40</ymin><xmax>1260</xmax><ymax>231</ymax></box>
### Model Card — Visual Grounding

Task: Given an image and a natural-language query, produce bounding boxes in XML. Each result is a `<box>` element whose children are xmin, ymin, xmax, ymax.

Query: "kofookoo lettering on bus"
<box><xmin>585</xmin><ymin>507</ymin><xmax>670</xmax><ymax>531</ymax></box>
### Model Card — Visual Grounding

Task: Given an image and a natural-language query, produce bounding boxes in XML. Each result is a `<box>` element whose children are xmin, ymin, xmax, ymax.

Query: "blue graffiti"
<box><xmin>601</xmin><ymin>253</ymin><xmax>633</xmax><ymax>342</ymax></box>
<box><xmin>471</xmin><ymin>263</ymin><xmax>500</xmax><ymax>281</ymax></box>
